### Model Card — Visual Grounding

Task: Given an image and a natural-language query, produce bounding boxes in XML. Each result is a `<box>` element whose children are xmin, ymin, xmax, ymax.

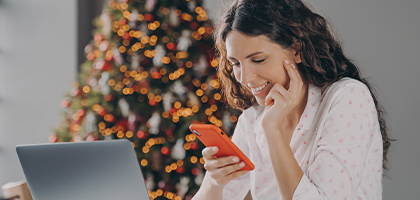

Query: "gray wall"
<box><xmin>0</xmin><ymin>0</ymin><xmax>76</xmax><ymax>197</ymax></box>
<box><xmin>205</xmin><ymin>0</ymin><xmax>420</xmax><ymax>199</ymax></box>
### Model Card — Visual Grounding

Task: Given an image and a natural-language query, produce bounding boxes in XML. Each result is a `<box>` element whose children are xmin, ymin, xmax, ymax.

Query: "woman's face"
<box><xmin>225</xmin><ymin>30</ymin><xmax>301</xmax><ymax>106</ymax></box>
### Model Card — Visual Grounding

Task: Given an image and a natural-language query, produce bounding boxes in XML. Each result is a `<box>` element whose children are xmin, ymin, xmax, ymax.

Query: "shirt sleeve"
<box><xmin>222</xmin><ymin>114</ymin><xmax>251</xmax><ymax>200</ymax></box>
<box><xmin>293</xmin><ymin>82</ymin><xmax>379</xmax><ymax>200</ymax></box>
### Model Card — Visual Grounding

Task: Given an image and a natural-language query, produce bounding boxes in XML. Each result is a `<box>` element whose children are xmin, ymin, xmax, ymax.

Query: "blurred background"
<box><xmin>0</xmin><ymin>0</ymin><xmax>419</xmax><ymax>199</ymax></box>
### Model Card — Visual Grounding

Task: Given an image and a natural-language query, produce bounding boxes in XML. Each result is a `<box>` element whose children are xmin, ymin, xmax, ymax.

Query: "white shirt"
<box><xmin>222</xmin><ymin>78</ymin><xmax>383</xmax><ymax>200</ymax></box>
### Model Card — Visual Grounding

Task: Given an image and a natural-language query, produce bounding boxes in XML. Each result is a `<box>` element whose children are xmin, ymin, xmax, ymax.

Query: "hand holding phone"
<box><xmin>189</xmin><ymin>124</ymin><xmax>255</xmax><ymax>171</ymax></box>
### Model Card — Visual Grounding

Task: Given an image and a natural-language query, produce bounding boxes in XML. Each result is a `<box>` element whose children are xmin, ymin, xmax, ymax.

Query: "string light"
<box><xmin>103</xmin><ymin>128</ymin><xmax>111</xmax><ymax>135</ymax></box>
<box><xmin>141</xmin><ymin>159</ymin><xmax>148</xmax><ymax>166</ymax></box>
<box><xmin>162</xmin><ymin>36</ymin><xmax>169</xmax><ymax>43</ymax></box>
<box><xmin>197</xmin><ymin>27</ymin><xmax>206</xmax><ymax>35</ymax></box>
<box><xmin>184</xmin><ymin>143</ymin><xmax>191</xmax><ymax>150</ymax></box>
<box><xmin>200</xmin><ymin>83</ymin><xmax>208</xmax><ymax>90</ymax></box>
<box><xmin>201</xmin><ymin>96</ymin><xmax>208</xmax><ymax>103</ymax></box>
<box><xmin>177</xmin><ymin>160</ymin><xmax>184</xmax><ymax>166</ymax></box>
<box><xmin>126</xmin><ymin>131</ymin><xmax>133</xmax><ymax>138</ymax></box>
<box><xmin>120</xmin><ymin>65</ymin><xmax>127</xmax><ymax>72</ymax></box>
<box><xmin>207</xmin><ymin>27</ymin><xmax>214</xmax><ymax>34</ymax></box>
<box><xmin>190</xmin><ymin>156</ymin><xmax>197</xmax><ymax>163</ymax></box>
<box><xmin>196</xmin><ymin>89</ymin><xmax>203</xmax><ymax>96</ymax></box>
<box><xmin>98</xmin><ymin>121</ymin><xmax>106</xmax><ymax>129</ymax></box>
<box><xmin>117</xmin><ymin>131</ymin><xmax>124</xmax><ymax>138</ymax></box>
<box><xmin>119</xmin><ymin>46</ymin><xmax>126</xmax><ymax>53</ymax></box>
<box><xmin>205</xmin><ymin>109</ymin><xmax>212</xmax><ymax>116</ymax></box>
<box><xmin>192</xmin><ymin>106</ymin><xmax>199</xmax><ymax>113</ymax></box>
<box><xmin>120</xmin><ymin>3</ymin><xmax>128</xmax><ymax>10</ymax></box>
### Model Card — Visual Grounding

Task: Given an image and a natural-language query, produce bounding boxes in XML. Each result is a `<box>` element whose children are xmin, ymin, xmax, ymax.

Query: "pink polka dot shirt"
<box><xmin>222</xmin><ymin>78</ymin><xmax>383</xmax><ymax>200</ymax></box>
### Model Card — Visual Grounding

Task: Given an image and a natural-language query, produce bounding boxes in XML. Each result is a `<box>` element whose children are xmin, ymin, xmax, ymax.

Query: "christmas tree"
<box><xmin>52</xmin><ymin>0</ymin><xmax>240</xmax><ymax>199</ymax></box>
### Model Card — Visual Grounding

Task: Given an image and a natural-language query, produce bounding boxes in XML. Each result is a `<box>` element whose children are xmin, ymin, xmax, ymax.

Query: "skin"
<box><xmin>193</xmin><ymin>31</ymin><xmax>309</xmax><ymax>200</ymax></box>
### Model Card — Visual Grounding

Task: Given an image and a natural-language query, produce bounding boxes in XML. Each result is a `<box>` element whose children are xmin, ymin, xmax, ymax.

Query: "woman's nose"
<box><xmin>238</xmin><ymin>65</ymin><xmax>255</xmax><ymax>85</ymax></box>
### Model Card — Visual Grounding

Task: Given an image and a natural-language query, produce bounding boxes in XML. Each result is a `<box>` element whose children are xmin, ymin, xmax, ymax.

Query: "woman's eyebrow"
<box><xmin>228</xmin><ymin>51</ymin><xmax>263</xmax><ymax>60</ymax></box>
<box><xmin>245</xmin><ymin>51</ymin><xmax>263</xmax><ymax>59</ymax></box>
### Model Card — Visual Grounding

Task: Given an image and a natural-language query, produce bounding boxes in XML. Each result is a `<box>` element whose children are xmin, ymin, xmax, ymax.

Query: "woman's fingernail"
<box><xmin>285</xmin><ymin>59</ymin><xmax>290</xmax><ymax>64</ymax></box>
<box><xmin>292</xmin><ymin>64</ymin><xmax>296</xmax><ymax>69</ymax></box>
<box><xmin>212</xmin><ymin>147</ymin><xmax>218</xmax><ymax>152</ymax></box>
<box><xmin>239</xmin><ymin>162</ymin><xmax>245</xmax><ymax>167</ymax></box>
<box><xmin>232</xmin><ymin>157</ymin><xmax>240</xmax><ymax>162</ymax></box>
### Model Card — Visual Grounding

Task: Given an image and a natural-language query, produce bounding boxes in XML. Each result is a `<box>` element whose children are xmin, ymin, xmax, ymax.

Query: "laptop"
<box><xmin>16</xmin><ymin>139</ymin><xmax>151</xmax><ymax>200</ymax></box>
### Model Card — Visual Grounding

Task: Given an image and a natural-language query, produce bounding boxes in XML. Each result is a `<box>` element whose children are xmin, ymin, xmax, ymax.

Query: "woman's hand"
<box><xmin>202</xmin><ymin>146</ymin><xmax>248</xmax><ymax>187</ymax></box>
<box><xmin>261</xmin><ymin>59</ymin><xmax>306</xmax><ymax>132</ymax></box>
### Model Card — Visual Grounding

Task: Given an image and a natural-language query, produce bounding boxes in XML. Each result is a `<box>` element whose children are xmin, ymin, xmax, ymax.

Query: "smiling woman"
<box><xmin>192</xmin><ymin>0</ymin><xmax>395</xmax><ymax>200</ymax></box>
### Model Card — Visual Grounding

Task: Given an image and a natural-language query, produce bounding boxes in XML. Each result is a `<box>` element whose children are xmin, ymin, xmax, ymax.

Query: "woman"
<box><xmin>193</xmin><ymin>0</ymin><xmax>393</xmax><ymax>199</ymax></box>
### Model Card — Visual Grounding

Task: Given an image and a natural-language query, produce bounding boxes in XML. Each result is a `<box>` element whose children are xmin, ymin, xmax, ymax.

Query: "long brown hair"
<box><xmin>215</xmin><ymin>0</ymin><xmax>395</xmax><ymax>171</ymax></box>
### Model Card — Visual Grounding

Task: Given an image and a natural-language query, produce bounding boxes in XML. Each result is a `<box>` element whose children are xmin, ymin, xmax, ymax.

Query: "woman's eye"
<box><xmin>253</xmin><ymin>59</ymin><xmax>265</xmax><ymax>63</ymax></box>
<box><xmin>231</xmin><ymin>62</ymin><xmax>240</xmax><ymax>67</ymax></box>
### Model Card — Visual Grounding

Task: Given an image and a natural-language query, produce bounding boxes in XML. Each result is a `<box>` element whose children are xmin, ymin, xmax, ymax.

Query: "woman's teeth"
<box><xmin>251</xmin><ymin>82</ymin><xmax>268</xmax><ymax>92</ymax></box>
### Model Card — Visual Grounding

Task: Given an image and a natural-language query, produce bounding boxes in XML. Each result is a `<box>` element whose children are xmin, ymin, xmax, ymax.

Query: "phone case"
<box><xmin>189</xmin><ymin>124</ymin><xmax>255</xmax><ymax>171</ymax></box>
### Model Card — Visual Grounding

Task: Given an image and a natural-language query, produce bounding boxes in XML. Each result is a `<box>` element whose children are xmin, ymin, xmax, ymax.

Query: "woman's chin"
<box><xmin>255</xmin><ymin>98</ymin><xmax>267</xmax><ymax>106</ymax></box>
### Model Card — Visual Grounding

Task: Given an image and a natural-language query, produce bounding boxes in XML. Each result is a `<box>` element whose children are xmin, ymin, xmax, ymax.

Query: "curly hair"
<box><xmin>214</xmin><ymin>0</ymin><xmax>395</xmax><ymax>171</ymax></box>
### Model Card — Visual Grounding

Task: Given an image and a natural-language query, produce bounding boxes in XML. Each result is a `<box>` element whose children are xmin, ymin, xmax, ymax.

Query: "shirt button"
<box><xmin>297</xmin><ymin>128</ymin><xmax>301</xmax><ymax>130</ymax></box>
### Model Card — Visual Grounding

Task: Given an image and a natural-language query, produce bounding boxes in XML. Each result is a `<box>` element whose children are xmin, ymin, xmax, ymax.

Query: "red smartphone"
<box><xmin>189</xmin><ymin>124</ymin><xmax>255</xmax><ymax>171</ymax></box>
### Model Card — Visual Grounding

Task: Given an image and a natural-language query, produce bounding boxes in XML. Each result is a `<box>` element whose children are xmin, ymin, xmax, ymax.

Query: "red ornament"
<box><xmin>161</xmin><ymin>146</ymin><xmax>169</xmax><ymax>155</ymax></box>
<box><xmin>95</xmin><ymin>60</ymin><xmax>111</xmax><ymax>71</ymax></box>
<box><xmin>122</xmin><ymin>32</ymin><xmax>131</xmax><ymax>40</ymax></box>
<box><xmin>149</xmin><ymin>99</ymin><xmax>157</xmax><ymax>106</ymax></box>
<box><xmin>190</xmin><ymin>142</ymin><xmax>198</xmax><ymax>150</ymax></box>
<box><xmin>192</xmin><ymin>168</ymin><xmax>199</xmax><ymax>176</ymax></box>
<box><xmin>209</xmin><ymin>99</ymin><xmax>216</xmax><ymax>105</ymax></box>
<box><xmin>169</xmin><ymin>107</ymin><xmax>177</xmax><ymax>115</ymax></box>
<box><xmin>49</xmin><ymin>134</ymin><xmax>58</xmax><ymax>143</ymax></box>
<box><xmin>61</xmin><ymin>99</ymin><xmax>70</xmax><ymax>107</ymax></box>
<box><xmin>144</xmin><ymin>14</ymin><xmax>154</xmax><ymax>21</ymax></box>
<box><xmin>104</xmin><ymin>94</ymin><xmax>113</xmax><ymax>101</ymax></box>
<box><xmin>94</xmin><ymin>33</ymin><xmax>103</xmax><ymax>43</ymax></box>
<box><xmin>76</xmin><ymin>108</ymin><xmax>86</xmax><ymax>117</ymax></box>
<box><xmin>166</xmin><ymin>42</ymin><xmax>176</xmax><ymax>50</ymax></box>
<box><xmin>115</xmin><ymin>119</ymin><xmax>128</xmax><ymax>131</ymax></box>
<box><xmin>151</xmin><ymin>71</ymin><xmax>161</xmax><ymax>79</ymax></box>
<box><xmin>119</xmin><ymin>18</ymin><xmax>127</xmax><ymax>25</ymax></box>
<box><xmin>190</xmin><ymin>21</ymin><xmax>198</xmax><ymax>29</ymax></box>
<box><xmin>176</xmin><ymin>167</ymin><xmax>185</xmax><ymax>174</ymax></box>
<box><xmin>70</xmin><ymin>88</ymin><xmax>82</xmax><ymax>97</ymax></box>
<box><xmin>137</xmin><ymin>130</ymin><xmax>146</xmax><ymax>139</ymax></box>
<box><xmin>85</xmin><ymin>134</ymin><xmax>97</xmax><ymax>141</ymax></box>
<box><xmin>165</xmin><ymin>129</ymin><xmax>173</xmax><ymax>136</ymax></box>
<box><xmin>104</xmin><ymin>114</ymin><xmax>114</xmax><ymax>122</ymax></box>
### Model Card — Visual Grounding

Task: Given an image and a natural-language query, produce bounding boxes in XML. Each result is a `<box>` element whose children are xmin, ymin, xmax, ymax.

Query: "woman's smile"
<box><xmin>250</xmin><ymin>81</ymin><xmax>270</xmax><ymax>96</ymax></box>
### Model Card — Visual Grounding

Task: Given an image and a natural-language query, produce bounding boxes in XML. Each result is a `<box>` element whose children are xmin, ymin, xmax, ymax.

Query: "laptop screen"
<box><xmin>17</xmin><ymin>140</ymin><xmax>150</xmax><ymax>200</ymax></box>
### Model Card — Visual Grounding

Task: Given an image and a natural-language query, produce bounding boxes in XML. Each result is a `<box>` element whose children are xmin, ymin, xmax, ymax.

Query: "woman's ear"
<box><xmin>290</xmin><ymin>42</ymin><xmax>302</xmax><ymax>64</ymax></box>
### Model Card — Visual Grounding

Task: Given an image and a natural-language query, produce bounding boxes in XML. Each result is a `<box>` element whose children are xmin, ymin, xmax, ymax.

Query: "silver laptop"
<box><xmin>16</xmin><ymin>139</ymin><xmax>150</xmax><ymax>200</ymax></box>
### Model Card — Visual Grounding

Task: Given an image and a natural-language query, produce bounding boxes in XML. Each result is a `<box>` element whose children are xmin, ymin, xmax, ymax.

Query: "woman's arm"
<box><xmin>264</xmin><ymin>129</ymin><xmax>304</xmax><ymax>200</ymax></box>
<box><xmin>192</xmin><ymin>172</ymin><xmax>224</xmax><ymax>200</ymax></box>
<box><xmin>264</xmin><ymin>80</ymin><xmax>382</xmax><ymax>200</ymax></box>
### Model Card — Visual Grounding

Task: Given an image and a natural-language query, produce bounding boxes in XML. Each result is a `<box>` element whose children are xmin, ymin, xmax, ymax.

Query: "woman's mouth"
<box><xmin>250</xmin><ymin>82</ymin><xmax>269</xmax><ymax>96</ymax></box>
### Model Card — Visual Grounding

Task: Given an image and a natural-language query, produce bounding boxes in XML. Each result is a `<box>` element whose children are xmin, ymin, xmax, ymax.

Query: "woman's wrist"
<box><xmin>193</xmin><ymin>173</ymin><xmax>225</xmax><ymax>200</ymax></box>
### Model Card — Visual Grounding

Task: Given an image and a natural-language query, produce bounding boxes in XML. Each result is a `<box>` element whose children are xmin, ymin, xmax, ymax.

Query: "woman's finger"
<box><xmin>210</xmin><ymin>162</ymin><xmax>246</xmax><ymax>179</ymax></box>
<box><xmin>283</xmin><ymin>59</ymin><xmax>302</xmax><ymax>96</ymax></box>
<box><xmin>204</xmin><ymin>156</ymin><xmax>241</xmax><ymax>171</ymax></box>
<box><xmin>202</xmin><ymin>147</ymin><xmax>218</xmax><ymax>160</ymax></box>
<box><xmin>265</xmin><ymin>83</ymin><xmax>288</xmax><ymax>106</ymax></box>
